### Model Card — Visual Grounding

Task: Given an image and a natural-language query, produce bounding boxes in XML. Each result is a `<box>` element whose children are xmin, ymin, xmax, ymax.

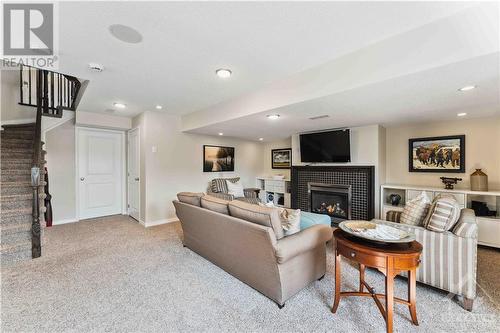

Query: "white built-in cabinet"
<box><xmin>256</xmin><ymin>177</ymin><xmax>291</xmax><ymax>208</ymax></box>
<box><xmin>380</xmin><ymin>184</ymin><xmax>500</xmax><ymax>248</ymax></box>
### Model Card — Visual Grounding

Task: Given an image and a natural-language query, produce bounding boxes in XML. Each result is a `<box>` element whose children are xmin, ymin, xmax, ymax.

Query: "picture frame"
<box><xmin>203</xmin><ymin>145</ymin><xmax>235</xmax><ymax>172</ymax></box>
<box><xmin>271</xmin><ymin>148</ymin><xmax>292</xmax><ymax>169</ymax></box>
<box><xmin>408</xmin><ymin>135</ymin><xmax>465</xmax><ymax>173</ymax></box>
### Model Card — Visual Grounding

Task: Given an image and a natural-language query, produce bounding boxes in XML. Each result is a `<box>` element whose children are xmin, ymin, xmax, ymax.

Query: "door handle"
<box><xmin>135</xmin><ymin>177</ymin><xmax>140</xmax><ymax>181</ymax></box>
<box><xmin>80</xmin><ymin>177</ymin><xmax>85</xmax><ymax>181</ymax></box>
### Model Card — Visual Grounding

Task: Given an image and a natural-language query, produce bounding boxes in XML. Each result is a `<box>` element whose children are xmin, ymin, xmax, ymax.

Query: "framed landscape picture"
<box><xmin>271</xmin><ymin>148</ymin><xmax>292</xmax><ymax>169</ymax></box>
<box><xmin>203</xmin><ymin>145</ymin><xmax>235</xmax><ymax>172</ymax></box>
<box><xmin>409</xmin><ymin>135</ymin><xmax>465</xmax><ymax>173</ymax></box>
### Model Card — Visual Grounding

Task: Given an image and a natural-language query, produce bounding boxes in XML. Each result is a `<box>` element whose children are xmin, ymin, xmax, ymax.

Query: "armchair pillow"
<box><xmin>400</xmin><ymin>191</ymin><xmax>431</xmax><ymax>226</ymax></box>
<box><xmin>425</xmin><ymin>194</ymin><xmax>461</xmax><ymax>232</ymax></box>
<box><xmin>226</xmin><ymin>179</ymin><xmax>245</xmax><ymax>198</ymax></box>
<box><xmin>211</xmin><ymin>177</ymin><xmax>240</xmax><ymax>193</ymax></box>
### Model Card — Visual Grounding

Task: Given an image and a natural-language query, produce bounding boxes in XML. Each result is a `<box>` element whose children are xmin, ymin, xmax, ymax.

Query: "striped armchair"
<box><xmin>380</xmin><ymin>208</ymin><xmax>478</xmax><ymax>311</ymax></box>
<box><xmin>207</xmin><ymin>177</ymin><xmax>261</xmax><ymax>204</ymax></box>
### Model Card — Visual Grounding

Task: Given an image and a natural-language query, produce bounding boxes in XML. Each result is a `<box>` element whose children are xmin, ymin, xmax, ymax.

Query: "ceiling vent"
<box><xmin>309</xmin><ymin>115</ymin><xmax>329</xmax><ymax>120</ymax></box>
<box><xmin>88</xmin><ymin>63</ymin><xmax>104</xmax><ymax>72</ymax></box>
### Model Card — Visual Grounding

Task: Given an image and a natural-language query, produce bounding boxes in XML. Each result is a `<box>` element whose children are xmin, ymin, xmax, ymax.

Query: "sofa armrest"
<box><xmin>207</xmin><ymin>192</ymin><xmax>234</xmax><ymax>201</ymax></box>
<box><xmin>274</xmin><ymin>224</ymin><xmax>332</xmax><ymax>264</ymax></box>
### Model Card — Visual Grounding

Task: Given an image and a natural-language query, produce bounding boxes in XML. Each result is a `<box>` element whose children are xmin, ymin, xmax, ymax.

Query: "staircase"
<box><xmin>1</xmin><ymin>124</ymin><xmax>47</xmax><ymax>264</ymax></box>
<box><xmin>0</xmin><ymin>65</ymin><xmax>87</xmax><ymax>265</ymax></box>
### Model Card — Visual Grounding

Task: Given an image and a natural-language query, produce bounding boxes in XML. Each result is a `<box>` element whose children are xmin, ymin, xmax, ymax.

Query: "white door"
<box><xmin>127</xmin><ymin>128</ymin><xmax>140</xmax><ymax>221</ymax></box>
<box><xmin>78</xmin><ymin>128</ymin><xmax>124</xmax><ymax>220</ymax></box>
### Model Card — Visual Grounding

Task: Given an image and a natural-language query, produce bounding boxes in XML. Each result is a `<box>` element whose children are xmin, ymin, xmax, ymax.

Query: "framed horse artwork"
<box><xmin>409</xmin><ymin>135</ymin><xmax>465</xmax><ymax>173</ymax></box>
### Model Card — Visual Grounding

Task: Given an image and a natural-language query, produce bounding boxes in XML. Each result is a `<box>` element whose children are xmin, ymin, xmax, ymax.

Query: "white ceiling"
<box><xmin>55</xmin><ymin>1</ymin><xmax>478</xmax><ymax>117</ymax></box>
<box><xmin>2</xmin><ymin>1</ymin><xmax>499</xmax><ymax>141</ymax></box>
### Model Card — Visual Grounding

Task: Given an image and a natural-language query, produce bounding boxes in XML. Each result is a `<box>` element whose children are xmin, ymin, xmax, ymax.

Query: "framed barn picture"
<box><xmin>271</xmin><ymin>148</ymin><xmax>292</xmax><ymax>169</ymax></box>
<box><xmin>409</xmin><ymin>135</ymin><xmax>465</xmax><ymax>173</ymax></box>
<box><xmin>203</xmin><ymin>145</ymin><xmax>235</xmax><ymax>172</ymax></box>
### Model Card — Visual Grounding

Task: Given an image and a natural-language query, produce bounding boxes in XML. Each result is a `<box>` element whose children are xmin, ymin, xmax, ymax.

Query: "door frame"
<box><xmin>75</xmin><ymin>126</ymin><xmax>127</xmax><ymax>220</ymax></box>
<box><xmin>127</xmin><ymin>126</ymin><xmax>141</xmax><ymax>222</ymax></box>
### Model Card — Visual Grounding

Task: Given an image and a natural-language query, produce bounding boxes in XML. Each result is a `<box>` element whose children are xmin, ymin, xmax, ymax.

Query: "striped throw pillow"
<box><xmin>425</xmin><ymin>196</ymin><xmax>461</xmax><ymax>232</ymax></box>
<box><xmin>211</xmin><ymin>177</ymin><xmax>240</xmax><ymax>193</ymax></box>
<box><xmin>400</xmin><ymin>192</ymin><xmax>431</xmax><ymax>226</ymax></box>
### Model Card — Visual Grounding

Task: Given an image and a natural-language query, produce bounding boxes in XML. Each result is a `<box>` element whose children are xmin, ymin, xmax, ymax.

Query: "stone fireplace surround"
<box><xmin>291</xmin><ymin>166</ymin><xmax>375</xmax><ymax>222</ymax></box>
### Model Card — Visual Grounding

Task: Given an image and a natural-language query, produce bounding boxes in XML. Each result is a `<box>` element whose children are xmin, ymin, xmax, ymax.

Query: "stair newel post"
<box><xmin>30</xmin><ymin>69</ymin><xmax>43</xmax><ymax>259</ymax></box>
<box><xmin>31</xmin><ymin>167</ymin><xmax>41</xmax><ymax>258</ymax></box>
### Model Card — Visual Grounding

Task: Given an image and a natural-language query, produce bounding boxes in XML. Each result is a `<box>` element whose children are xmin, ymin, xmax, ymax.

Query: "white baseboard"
<box><xmin>52</xmin><ymin>218</ymin><xmax>79</xmax><ymax>225</ymax></box>
<box><xmin>144</xmin><ymin>217</ymin><xmax>178</xmax><ymax>228</ymax></box>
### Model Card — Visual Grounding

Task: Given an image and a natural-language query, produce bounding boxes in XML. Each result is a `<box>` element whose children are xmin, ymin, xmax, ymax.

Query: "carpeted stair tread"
<box><xmin>1</xmin><ymin>122</ymin><xmax>45</xmax><ymax>265</ymax></box>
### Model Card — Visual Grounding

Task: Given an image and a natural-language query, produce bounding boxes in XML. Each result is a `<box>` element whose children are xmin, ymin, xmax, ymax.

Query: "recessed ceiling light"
<box><xmin>259</xmin><ymin>138</ymin><xmax>264</xmax><ymax>141</ymax></box>
<box><xmin>457</xmin><ymin>112</ymin><xmax>467</xmax><ymax>117</ymax></box>
<box><xmin>216</xmin><ymin>69</ymin><xmax>232</xmax><ymax>79</ymax></box>
<box><xmin>155</xmin><ymin>105</ymin><xmax>162</xmax><ymax>110</ymax></box>
<box><xmin>109</xmin><ymin>24</ymin><xmax>143</xmax><ymax>44</ymax></box>
<box><xmin>458</xmin><ymin>85</ymin><xmax>477</xmax><ymax>92</ymax></box>
<box><xmin>266</xmin><ymin>114</ymin><xmax>280</xmax><ymax>120</ymax></box>
<box><xmin>218</xmin><ymin>132</ymin><xmax>224</xmax><ymax>136</ymax></box>
<box><xmin>113</xmin><ymin>102</ymin><xmax>126</xmax><ymax>108</ymax></box>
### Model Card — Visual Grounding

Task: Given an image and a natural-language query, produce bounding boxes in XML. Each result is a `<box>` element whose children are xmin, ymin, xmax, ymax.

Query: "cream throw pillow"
<box><xmin>400</xmin><ymin>191</ymin><xmax>431</xmax><ymax>226</ymax></box>
<box><xmin>280</xmin><ymin>208</ymin><xmax>301</xmax><ymax>236</ymax></box>
<box><xmin>226</xmin><ymin>180</ymin><xmax>244</xmax><ymax>198</ymax></box>
<box><xmin>259</xmin><ymin>202</ymin><xmax>301</xmax><ymax>236</ymax></box>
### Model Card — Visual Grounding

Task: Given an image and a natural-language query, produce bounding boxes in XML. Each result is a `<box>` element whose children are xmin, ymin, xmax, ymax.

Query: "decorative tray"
<box><xmin>338</xmin><ymin>221</ymin><xmax>416</xmax><ymax>244</ymax></box>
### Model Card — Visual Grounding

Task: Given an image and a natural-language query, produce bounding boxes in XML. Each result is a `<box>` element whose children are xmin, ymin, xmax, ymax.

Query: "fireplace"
<box><xmin>308</xmin><ymin>183</ymin><xmax>352</xmax><ymax>223</ymax></box>
<box><xmin>291</xmin><ymin>166</ymin><xmax>375</xmax><ymax>222</ymax></box>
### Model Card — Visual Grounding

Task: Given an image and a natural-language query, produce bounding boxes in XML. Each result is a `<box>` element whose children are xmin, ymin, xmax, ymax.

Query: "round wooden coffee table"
<box><xmin>331</xmin><ymin>229</ymin><xmax>422</xmax><ymax>333</ymax></box>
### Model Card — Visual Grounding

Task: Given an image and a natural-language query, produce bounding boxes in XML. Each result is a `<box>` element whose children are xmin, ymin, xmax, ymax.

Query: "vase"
<box><xmin>389</xmin><ymin>194</ymin><xmax>402</xmax><ymax>206</ymax></box>
<box><xmin>471</xmin><ymin>169</ymin><xmax>488</xmax><ymax>191</ymax></box>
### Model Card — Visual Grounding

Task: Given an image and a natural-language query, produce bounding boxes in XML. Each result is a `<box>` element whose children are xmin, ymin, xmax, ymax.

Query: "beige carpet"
<box><xmin>1</xmin><ymin>215</ymin><xmax>499</xmax><ymax>332</ymax></box>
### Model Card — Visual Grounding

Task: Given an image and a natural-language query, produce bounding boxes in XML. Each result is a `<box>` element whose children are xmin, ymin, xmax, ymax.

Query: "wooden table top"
<box><xmin>333</xmin><ymin>229</ymin><xmax>422</xmax><ymax>257</ymax></box>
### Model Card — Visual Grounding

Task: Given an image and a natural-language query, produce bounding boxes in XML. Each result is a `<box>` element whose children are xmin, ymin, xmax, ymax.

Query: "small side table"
<box><xmin>331</xmin><ymin>229</ymin><xmax>422</xmax><ymax>333</ymax></box>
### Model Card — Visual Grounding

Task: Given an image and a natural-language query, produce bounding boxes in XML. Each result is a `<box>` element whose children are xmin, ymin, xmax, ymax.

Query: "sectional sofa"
<box><xmin>173</xmin><ymin>193</ymin><xmax>332</xmax><ymax>308</ymax></box>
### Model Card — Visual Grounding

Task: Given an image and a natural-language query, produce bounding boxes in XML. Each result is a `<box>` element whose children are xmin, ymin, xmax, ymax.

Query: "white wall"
<box><xmin>291</xmin><ymin>125</ymin><xmax>386</xmax><ymax>217</ymax></box>
<box><xmin>261</xmin><ymin>138</ymin><xmax>292</xmax><ymax>179</ymax></box>
<box><xmin>385</xmin><ymin>116</ymin><xmax>500</xmax><ymax>190</ymax></box>
<box><xmin>76</xmin><ymin>111</ymin><xmax>132</xmax><ymax>130</ymax></box>
<box><xmin>133</xmin><ymin>111</ymin><xmax>265</xmax><ymax>224</ymax></box>
<box><xmin>45</xmin><ymin>120</ymin><xmax>77</xmax><ymax>224</ymax></box>
<box><xmin>1</xmin><ymin>82</ymin><xmax>35</xmax><ymax>123</ymax></box>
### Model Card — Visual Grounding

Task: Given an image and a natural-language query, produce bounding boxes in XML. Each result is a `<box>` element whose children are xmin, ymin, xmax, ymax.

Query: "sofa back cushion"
<box><xmin>201</xmin><ymin>195</ymin><xmax>230</xmax><ymax>215</ymax></box>
<box><xmin>211</xmin><ymin>177</ymin><xmax>240</xmax><ymax>193</ymax></box>
<box><xmin>177</xmin><ymin>192</ymin><xmax>204</xmax><ymax>207</ymax></box>
<box><xmin>228</xmin><ymin>200</ymin><xmax>285</xmax><ymax>239</ymax></box>
<box><xmin>425</xmin><ymin>194</ymin><xmax>461</xmax><ymax>232</ymax></box>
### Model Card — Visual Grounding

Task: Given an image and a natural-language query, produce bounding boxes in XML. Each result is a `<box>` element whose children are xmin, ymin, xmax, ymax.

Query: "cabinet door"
<box><xmin>406</xmin><ymin>190</ymin><xmax>434</xmax><ymax>201</ymax></box>
<box><xmin>434</xmin><ymin>192</ymin><xmax>466</xmax><ymax>206</ymax></box>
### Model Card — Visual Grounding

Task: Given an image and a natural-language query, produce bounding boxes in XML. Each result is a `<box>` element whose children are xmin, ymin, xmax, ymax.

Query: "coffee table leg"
<box><xmin>385</xmin><ymin>260</ymin><xmax>394</xmax><ymax>333</ymax></box>
<box><xmin>331</xmin><ymin>250</ymin><xmax>341</xmax><ymax>313</ymax></box>
<box><xmin>408</xmin><ymin>268</ymin><xmax>418</xmax><ymax>325</ymax></box>
<box><xmin>359</xmin><ymin>264</ymin><xmax>365</xmax><ymax>292</ymax></box>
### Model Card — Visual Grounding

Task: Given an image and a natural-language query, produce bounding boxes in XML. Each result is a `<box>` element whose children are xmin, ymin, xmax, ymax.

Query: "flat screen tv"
<box><xmin>300</xmin><ymin>129</ymin><xmax>351</xmax><ymax>163</ymax></box>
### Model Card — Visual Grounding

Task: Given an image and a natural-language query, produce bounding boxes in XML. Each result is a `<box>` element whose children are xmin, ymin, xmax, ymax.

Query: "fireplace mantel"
<box><xmin>291</xmin><ymin>165</ymin><xmax>375</xmax><ymax>221</ymax></box>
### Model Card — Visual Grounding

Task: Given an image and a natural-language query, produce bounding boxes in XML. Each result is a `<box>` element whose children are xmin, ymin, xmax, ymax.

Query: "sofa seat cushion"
<box><xmin>228</xmin><ymin>200</ymin><xmax>285</xmax><ymax>239</ymax></box>
<box><xmin>177</xmin><ymin>192</ymin><xmax>204</xmax><ymax>206</ymax></box>
<box><xmin>201</xmin><ymin>195</ymin><xmax>230</xmax><ymax>215</ymax></box>
<box><xmin>300</xmin><ymin>211</ymin><xmax>331</xmax><ymax>230</ymax></box>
